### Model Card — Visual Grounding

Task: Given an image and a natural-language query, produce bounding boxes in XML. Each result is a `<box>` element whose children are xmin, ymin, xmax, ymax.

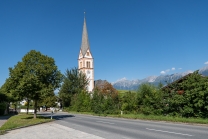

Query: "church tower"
<box><xmin>78</xmin><ymin>14</ymin><xmax>94</xmax><ymax>92</ymax></box>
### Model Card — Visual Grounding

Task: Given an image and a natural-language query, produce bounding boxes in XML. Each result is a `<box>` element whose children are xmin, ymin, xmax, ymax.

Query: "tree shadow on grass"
<box><xmin>0</xmin><ymin>114</ymin><xmax>16</xmax><ymax>120</ymax></box>
<box><xmin>21</xmin><ymin>117</ymin><xmax>33</xmax><ymax>119</ymax></box>
<box><xmin>21</xmin><ymin>116</ymin><xmax>55</xmax><ymax>119</ymax></box>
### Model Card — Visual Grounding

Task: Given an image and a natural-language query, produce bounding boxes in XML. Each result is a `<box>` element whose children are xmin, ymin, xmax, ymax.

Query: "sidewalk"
<box><xmin>0</xmin><ymin>122</ymin><xmax>105</xmax><ymax>139</ymax></box>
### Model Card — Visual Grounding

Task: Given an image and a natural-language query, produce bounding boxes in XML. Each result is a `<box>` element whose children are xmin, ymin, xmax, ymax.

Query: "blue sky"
<box><xmin>1</xmin><ymin>0</ymin><xmax>208</xmax><ymax>87</ymax></box>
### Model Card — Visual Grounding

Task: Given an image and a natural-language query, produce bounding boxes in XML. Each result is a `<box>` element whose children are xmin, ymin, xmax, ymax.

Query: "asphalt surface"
<box><xmin>1</xmin><ymin>112</ymin><xmax>208</xmax><ymax>139</ymax></box>
<box><xmin>40</xmin><ymin>112</ymin><xmax>208</xmax><ymax>139</ymax></box>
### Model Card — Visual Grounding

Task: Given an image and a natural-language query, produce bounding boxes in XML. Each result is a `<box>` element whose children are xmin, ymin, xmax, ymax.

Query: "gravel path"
<box><xmin>0</xmin><ymin>122</ymin><xmax>105</xmax><ymax>139</ymax></box>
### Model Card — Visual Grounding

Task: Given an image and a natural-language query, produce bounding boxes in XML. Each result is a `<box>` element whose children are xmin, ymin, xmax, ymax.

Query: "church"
<box><xmin>78</xmin><ymin>15</ymin><xmax>94</xmax><ymax>92</ymax></box>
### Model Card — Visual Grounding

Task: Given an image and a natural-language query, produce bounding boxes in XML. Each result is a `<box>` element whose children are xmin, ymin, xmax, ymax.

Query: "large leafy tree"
<box><xmin>59</xmin><ymin>67</ymin><xmax>89</xmax><ymax>107</ymax></box>
<box><xmin>137</xmin><ymin>84</ymin><xmax>163</xmax><ymax>115</ymax></box>
<box><xmin>176</xmin><ymin>71</ymin><xmax>208</xmax><ymax>118</ymax></box>
<box><xmin>162</xmin><ymin>71</ymin><xmax>208</xmax><ymax>118</ymax></box>
<box><xmin>7</xmin><ymin>50</ymin><xmax>63</xmax><ymax>118</ymax></box>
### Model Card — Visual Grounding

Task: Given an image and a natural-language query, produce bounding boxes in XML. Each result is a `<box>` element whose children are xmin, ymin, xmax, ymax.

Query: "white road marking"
<box><xmin>96</xmin><ymin>121</ymin><xmax>115</xmax><ymax>125</ymax></box>
<box><xmin>146</xmin><ymin>128</ymin><xmax>193</xmax><ymax>136</ymax></box>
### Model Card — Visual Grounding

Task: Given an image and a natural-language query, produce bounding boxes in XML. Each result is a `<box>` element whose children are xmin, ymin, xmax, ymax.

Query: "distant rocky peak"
<box><xmin>112</xmin><ymin>66</ymin><xmax>207</xmax><ymax>90</ymax></box>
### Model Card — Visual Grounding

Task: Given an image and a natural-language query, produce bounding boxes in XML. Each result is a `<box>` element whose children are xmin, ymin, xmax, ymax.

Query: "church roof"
<box><xmin>80</xmin><ymin>16</ymin><xmax>90</xmax><ymax>57</ymax></box>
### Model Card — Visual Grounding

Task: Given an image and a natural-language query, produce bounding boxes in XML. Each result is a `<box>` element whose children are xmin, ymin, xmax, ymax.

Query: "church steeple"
<box><xmin>80</xmin><ymin>13</ymin><xmax>90</xmax><ymax>57</ymax></box>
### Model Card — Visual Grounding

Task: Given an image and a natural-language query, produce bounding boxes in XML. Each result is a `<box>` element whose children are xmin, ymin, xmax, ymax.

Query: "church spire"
<box><xmin>80</xmin><ymin>13</ymin><xmax>90</xmax><ymax>57</ymax></box>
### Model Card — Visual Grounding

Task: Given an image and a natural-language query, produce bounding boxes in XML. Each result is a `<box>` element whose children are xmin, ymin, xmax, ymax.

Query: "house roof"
<box><xmin>94</xmin><ymin>80</ymin><xmax>108</xmax><ymax>88</ymax></box>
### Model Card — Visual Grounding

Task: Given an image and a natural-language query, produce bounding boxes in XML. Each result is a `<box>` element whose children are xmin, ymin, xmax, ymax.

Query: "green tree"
<box><xmin>7</xmin><ymin>50</ymin><xmax>63</xmax><ymax>118</ymax></box>
<box><xmin>178</xmin><ymin>71</ymin><xmax>208</xmax><ymax>118</ymax></box>
<box><xmin>0</xmin><ymin>86</ymin><xmax>8</xmax><ymax>102</ymax></box>
<box><xmin>137</xmin><ymin>84</ymin><xmax>163</xmax><ymax>115</ymax></box>
<box><xmin>59</xmin><ymin>67</ymin><xmax>89</xmax><ymax>107</ymax></box>
<box><xmin>162</xmin><ymin>71</ymin><xmax>208</xmax><ymax>118</ymax></box>
<box><xmin>39</xmin><ymin>92</ymin><xmax>57</xmax><ymax>110</ymax></box>
<box><xmin>70</xmin><ymin>91</ymin><xmax>91</xmax><ymax>112</ymax></box>
<box><xmin>0</xmin><ymin>79</ymin><xmax>19</xmax><ymax>114</ymax></box>
<box><xmin>121</xmin><ymin>91</ymin><xmax>138</xmax><ymax>113</ymax></box>
<box><xmin>91</xmin><ymin>91</ymin><xmax>105</xmax><ymax>114</ymax></box>
<box><xmin>93</xmin><ymin>82</ymin><xmax>119</xmax><ymax>114</ymax></box>
<box><xmin>0</xmin><ymin>87</ymin><xmax>8</xmax><ymax>115</ymax></box>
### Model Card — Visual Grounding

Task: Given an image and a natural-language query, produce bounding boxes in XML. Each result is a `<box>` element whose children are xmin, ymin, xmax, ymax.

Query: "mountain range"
<box><xmin>112</xmin><ymin>65</ymin><xmax>208</xmax><ymax>90</ymax></box>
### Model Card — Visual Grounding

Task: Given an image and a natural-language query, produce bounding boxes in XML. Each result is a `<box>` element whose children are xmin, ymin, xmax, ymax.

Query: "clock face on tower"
<box><xmin>87</xmin><ymin>70</ymin><xmax>91</xmax><ymax>74</ymax></box>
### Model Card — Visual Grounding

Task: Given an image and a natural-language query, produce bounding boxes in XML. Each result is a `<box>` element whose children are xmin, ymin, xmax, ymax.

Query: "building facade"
<box><xmin>78</xmin><ymin>15</ymin><xmax>94</xmax><ymax>92</ymax></box>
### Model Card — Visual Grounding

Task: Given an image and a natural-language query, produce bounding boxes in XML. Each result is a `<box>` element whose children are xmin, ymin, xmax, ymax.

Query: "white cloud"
<box><xmin>160</xmin><ymin>71</ymin><xmax>166</xmax><ymax>74</ymax></box>
<box><xmin>160</xmin><ymin>69</ymin><xmax>171</xmax><ymax>74</ymax></box>
<box><xmin>161</xmin><ymin>67</ymin><xmax>181</xmax><ymax>74</ymax></box>
<box><xmin>204</xmin><ymin>61</ymin><xmax>208</xmax><ymax>65</ymax></box>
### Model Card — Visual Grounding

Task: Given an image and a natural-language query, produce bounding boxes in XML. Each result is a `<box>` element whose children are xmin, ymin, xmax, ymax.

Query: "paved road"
<box><xmin>39</xmin><ymin>112</ymin><xmax>208</xmax><ymax>139</ymax></box>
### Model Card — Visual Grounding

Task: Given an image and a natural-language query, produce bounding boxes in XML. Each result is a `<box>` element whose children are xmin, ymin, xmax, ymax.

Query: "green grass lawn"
<box><xmin>0</xmin><ymin>114</ymin><xmax>53</xmax><ymax>134</ymax></box>
<box><xmin>117</xmin><ymin>90</ymin><xmax>137</xmax><ymax>94</ymax></box>
<box><xmin>110</xmin><ymin>113</ymin><xmax>208</xmax><ymax>124</ymax></box>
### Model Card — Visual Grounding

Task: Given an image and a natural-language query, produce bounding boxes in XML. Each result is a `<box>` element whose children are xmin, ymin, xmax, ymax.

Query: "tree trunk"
<box><xmin>34</xmin><ymin>100</ymin><xmax>37</xmax><ymax>119</ymax></box>
<box><xmin>27</xmin><ymin>99</ymin><xmax>30</xmax><ymax>114</ymax></box>
<box><xmin>14</xmin><ymin>104</ymin><xmax>17</xmax><ymax>111</ymax></box>
<box><xmin>6</xmin><ymin>102</ymin><xmax>9</xmax><ymax>114</ymax></box>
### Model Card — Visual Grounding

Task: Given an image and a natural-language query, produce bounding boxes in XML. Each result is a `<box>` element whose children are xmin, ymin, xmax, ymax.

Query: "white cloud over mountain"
<box><xmin>160</xmin><ymin>67</ymin><xmax>177</xmax><ymax>74</ymax></box>
<box><xmin>204</xmin><ymin>61</ymin><xmax>208</xmax><ymax>65</ymax></box>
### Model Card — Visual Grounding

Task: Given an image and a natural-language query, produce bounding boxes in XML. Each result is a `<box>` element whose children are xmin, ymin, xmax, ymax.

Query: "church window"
<box><xmin>87</xmin><ymin>52</ymin><xmax>90</xmax><ymax>56</ymax></box>
<box><xmin>80</xmin><ymin>62</ymin><xmax>82</xmax><ymax>68</ymax></box>
<box><xmin>87</xmin><ymin>61</ymin><xmax>90</xmax><ymax>68</ymax></box>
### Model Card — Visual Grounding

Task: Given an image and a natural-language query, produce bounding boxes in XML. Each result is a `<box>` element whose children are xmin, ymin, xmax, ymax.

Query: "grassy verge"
<box><xmin>0</xmin><ymin>114</ymin><xmax>53</xmax><ymax>134</ymax></box>
<box><xmin>66</xmin><ymin>111</ymin><xmax>208</xmax><ymax>125</ymax></box>
<box><xmin>111</xmin><ymin>114</ymin><xmax>208</xmax><ymax>124</ymax></box>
